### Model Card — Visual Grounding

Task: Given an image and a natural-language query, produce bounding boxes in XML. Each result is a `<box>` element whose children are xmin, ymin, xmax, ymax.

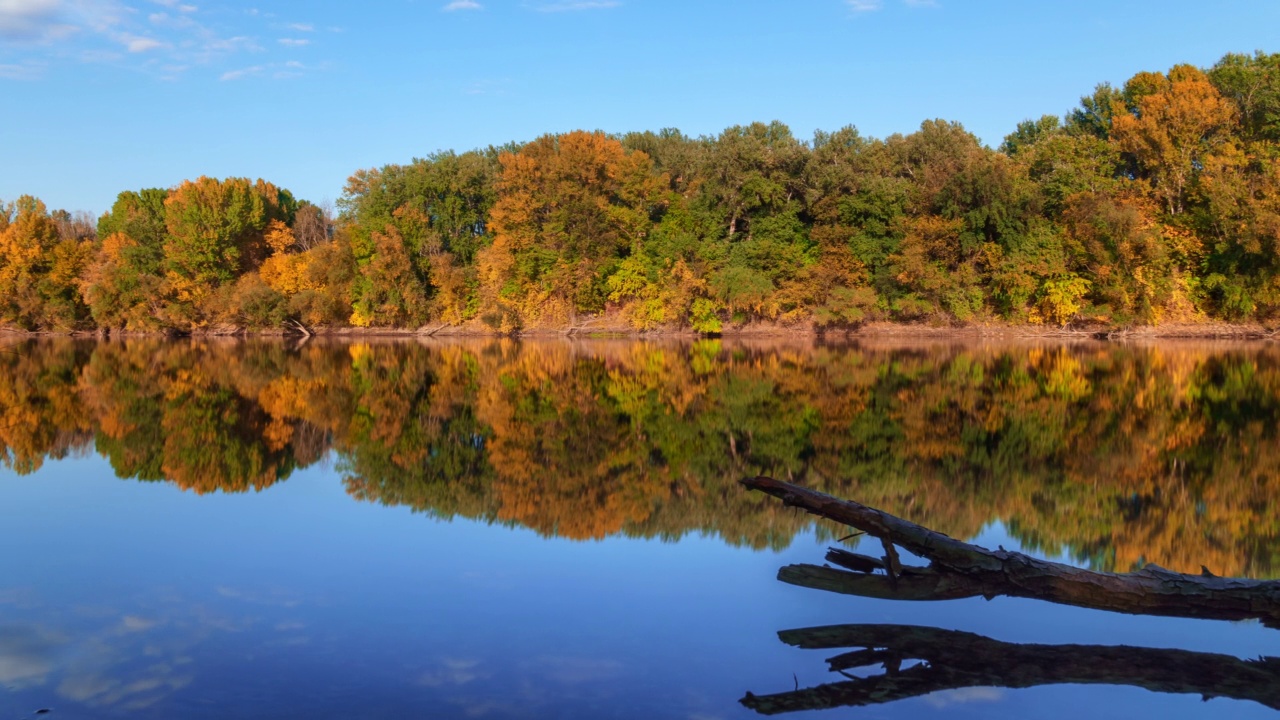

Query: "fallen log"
<box><xmin>741</xmin><ymin>476</ymin><xmax>1280</xmax><ymax>627</ymax></box>
<box><xmin>740</xmin><ymin>623</ymin><xmax>1280</xmax><ymax>714</ymax></box>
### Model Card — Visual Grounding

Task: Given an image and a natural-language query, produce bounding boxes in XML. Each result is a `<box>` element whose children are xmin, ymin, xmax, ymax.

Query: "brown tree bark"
<box><xmin>741</xmin><ymin>624</ymin><xmax>1280</xmax><ymax>714</ymax></box>
<box><xmin>740</xmin><ymin>476</ymin><xmax>1280</xmax><ymax>627</ymax></box>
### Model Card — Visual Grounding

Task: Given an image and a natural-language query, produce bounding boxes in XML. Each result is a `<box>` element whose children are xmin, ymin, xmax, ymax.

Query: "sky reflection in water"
<box><xmin>1</xmin><ymin>338</ymin><xmax>1278</xmax><ymax>719</ymax></box>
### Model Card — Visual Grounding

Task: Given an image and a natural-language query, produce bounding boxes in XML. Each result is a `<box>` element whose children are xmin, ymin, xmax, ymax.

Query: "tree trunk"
<box><xmin>740</xmin><ymin>476</ymin><xmax>1280</xmax><ymax>627</ymax></box>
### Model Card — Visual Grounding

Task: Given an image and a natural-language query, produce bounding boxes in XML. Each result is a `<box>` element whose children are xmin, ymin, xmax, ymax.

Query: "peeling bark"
<box><xmin>741</xmin><ymin>624</ymin><xmax>1280</xmax><ymax>714</ymax></box>
<box><xmin>741</xmin><ymin>476</ymin><xmax>1280</xmax><ymax>626</ymax></box>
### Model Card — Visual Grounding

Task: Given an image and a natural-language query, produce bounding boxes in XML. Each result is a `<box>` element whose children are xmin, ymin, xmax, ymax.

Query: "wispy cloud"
<box><xmin>0</xmin><ymin>0</ymin><xmax>323</xmax><ymax>81</ymax></box>
<box><xmin>845</xmin><ymin>0</ymin><xmax>938</xmax><ymax>12</ymax></box>
<box><xmin>0</xmin><ymin>0</ymin><xmax>77</xmax><ymax>43</ymax></box>
<box><xmin>463</xmin><ymin>77</ymin><xmax>511</xmax><ymax>95</ymax></box>
<box><xmin>0</xmin><ymin>62</ymin><xmax>44</xmax><ymax>80</ymax></box>
<box><xmin>534</xmin><ymin>0</ymin><xmax>620</xmax><ymax>11</ymax></box>
<box><xmin>443</xmin><ymin>0</ymin><xmax>481</xmax><ymax>10</ymax></box>
<box><xmin>220</xmin><ymin>64</ymin><xmax>262</xmax><ymax>81</ymax></box>
<box><xmin>123</xmin><ymin>35</ymin><xmax>166</xmax><ymax>52</ymax></box>
<box><xmin>202</xmin><ymin>34</ymin><xmax>261</xmax><ymax>54</ymax></box>
<box><xmin>148</xmin><ymin>11</ymin><xmax>196</xmax><ymax>29</ymax></box>
<box><xmin>845</xmin><ymin>0</ymin><xmax>882</xmax><ymax>11</ymax></box>
<box><xmin>149</xmin><ymin>0</ymin><xmax>197</xmax><ymax>11</ymax></box>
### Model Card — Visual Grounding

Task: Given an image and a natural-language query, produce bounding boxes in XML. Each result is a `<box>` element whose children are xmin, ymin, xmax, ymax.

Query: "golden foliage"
<box><xmin>1112</xmin><ymin>65</ymin><xmax>1238</xmax><ymax>215</ymax></box>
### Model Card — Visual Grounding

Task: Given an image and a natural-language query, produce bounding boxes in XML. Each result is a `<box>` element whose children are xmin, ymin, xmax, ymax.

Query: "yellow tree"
<box><xmin>479</xmin><ymin>130</ymin><xmax>666</xmax><ymax>327</ymax></box>
<box><xmin>259</xmin><ymin>220</ymin><xmax>317</xmax><ymax>296</ymax></box>
<box><xmin>0</xmin><ymin>196</ymin><xmax>92</xmax><ymax>329</ymax></box>
<box><xmin>0</xmin><ymin>196</ymin><xmax>59</xmax><ymax>326</ymax></box>
<box><xmin>1111</xmin><ymin>65</ymin><xmax>1238</xmax><ymax>216</ymax></box>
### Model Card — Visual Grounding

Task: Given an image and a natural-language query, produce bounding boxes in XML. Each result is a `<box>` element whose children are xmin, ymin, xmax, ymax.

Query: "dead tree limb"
<box><xmin>740</xmin><ymin>476</ymin><xmax>1280</xmax><ymax>627</ymax></box>
<box><xmin>740</xmin><ymin>624</ymin><xmax>1280</xmax><ymax>714</ymax></box>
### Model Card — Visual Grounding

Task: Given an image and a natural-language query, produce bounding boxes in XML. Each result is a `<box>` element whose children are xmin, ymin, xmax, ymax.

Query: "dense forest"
<box><xmin>2</xmin><ymin>52</ymin><xmax>1279</xmax><ymax>334</ymax></box>
<box><xmin>2</xmin><ymin>337</ymin><xmax>1277</xmax><ymax>578</ymax></box>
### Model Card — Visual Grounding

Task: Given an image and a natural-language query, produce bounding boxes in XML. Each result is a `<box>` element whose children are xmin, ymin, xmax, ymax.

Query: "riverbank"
<box><xmin>4</xmin><ymin>318</ymin><xmax>1277</xmax><ymax>341</ymax></box>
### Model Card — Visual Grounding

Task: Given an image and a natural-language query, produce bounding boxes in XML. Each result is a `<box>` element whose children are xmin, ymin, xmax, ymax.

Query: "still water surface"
<box><xmin>0</xmin><ymin>337</ymin><xmax>1277</xmax><ymax>718</ymax></box>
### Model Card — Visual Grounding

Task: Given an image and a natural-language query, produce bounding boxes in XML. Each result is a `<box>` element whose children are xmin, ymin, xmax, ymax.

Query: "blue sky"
<box><xmin>1</xmin><ymin>0</ymin><xmax>1277</xmax><ymax>215</ymax></box>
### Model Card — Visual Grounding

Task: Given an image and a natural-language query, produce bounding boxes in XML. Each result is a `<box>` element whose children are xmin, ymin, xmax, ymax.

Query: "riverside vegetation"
<box><xmin>3</xmin><ymin>54</ymin><xmax>1280</xmax><ymax>335</ymax></box>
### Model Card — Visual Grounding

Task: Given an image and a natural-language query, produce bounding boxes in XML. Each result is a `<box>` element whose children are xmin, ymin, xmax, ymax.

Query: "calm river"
<box><xmin>0</xmin><ymin>337</ymin><xmax>1277</xmax><ymax>719</ymax></box>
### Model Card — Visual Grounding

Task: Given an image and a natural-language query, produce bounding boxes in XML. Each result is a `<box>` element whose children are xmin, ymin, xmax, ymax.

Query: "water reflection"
<box><xmin>742</xmin><ymin>623</ymin><xmax>1280</xmax><ymax>714</ymax></box>
<box><xmin>2</xmin><ymin>336</ymin><xmax>1279</xmax><ymax>576</ymax></box>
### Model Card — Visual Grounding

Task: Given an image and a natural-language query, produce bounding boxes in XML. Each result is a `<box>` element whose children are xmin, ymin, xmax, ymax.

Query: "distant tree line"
<box><xmin>2</xmin><ymin>52</ymin><xmax>1279</xmax><ymax>333</ymax></box>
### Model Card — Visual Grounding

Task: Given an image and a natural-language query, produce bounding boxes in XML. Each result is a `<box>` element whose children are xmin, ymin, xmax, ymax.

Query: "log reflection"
<box><xmin>741</xmin><ymin>624</ymin><xmax>1280</xmax><ymax>714</ymax></box>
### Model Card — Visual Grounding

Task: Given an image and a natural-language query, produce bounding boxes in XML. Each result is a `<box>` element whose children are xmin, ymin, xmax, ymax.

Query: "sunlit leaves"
<box><xmin>480</xmin><ymin>130</ymin><xmax>666</xmax><ymax>327</ymax></box>
<box><xmin>0</xmin><ymin>196</ymin><xmax>93</xmax><ymax>329</ymax></box>
<box><xmin>1111</xmin><ymin>65</ymin><xmax>1238</xmax><ymax>216</ymax></box>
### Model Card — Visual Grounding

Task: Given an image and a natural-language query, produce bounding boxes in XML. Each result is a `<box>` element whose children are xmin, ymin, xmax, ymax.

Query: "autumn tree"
<box><xmin>479</xmin><ymin>130</ymin><xmax>666</xmax><ymax>328</ymax></box>
<box><xmin>83</xmin><ymin>189</ymin><xmax>169</xmax><ymax>330</ymax></box>
<box><xmin>800</xmin><ymin>126</ymin><xmax>885</xmax><ymax>326</ymax></box>
<box><xmin>0</xmin><ymin>196</ymin><xmax>93</xmax><ymax>329</ymax></box>
<box><xmin>342</xmin><ymin>150</ymin><xmax>498</xmax><ymax>326</ymax></box>
<box><xmin>697</xmin><ymin>122</ymin><xmax>813</xmax><ymax>322</ymax></box>
<box><xmin>1111</xmin><ymin>65</ymin><xmax>1238</xmax><ymax>216</ymax></box>
<box><xmin>161</xmin><ymin>177</ymin><xmax>296</xmax><ymax>326</ymax></box>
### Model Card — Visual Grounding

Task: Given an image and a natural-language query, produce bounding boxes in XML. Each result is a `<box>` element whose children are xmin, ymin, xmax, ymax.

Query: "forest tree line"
<box><xmin>2</xmin><ymin>52</ymin><xmax>1279</xmax><ymax>333</ymax></box>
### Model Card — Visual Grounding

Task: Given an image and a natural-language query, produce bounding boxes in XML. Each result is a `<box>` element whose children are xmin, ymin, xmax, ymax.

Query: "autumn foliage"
<box><xmin>4</xmin><ymin>52</ymin><xmax>1280</xmax><ymax>332</ymax></box>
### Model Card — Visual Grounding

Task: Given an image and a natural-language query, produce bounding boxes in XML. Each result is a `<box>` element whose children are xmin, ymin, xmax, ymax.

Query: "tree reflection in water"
<box><xmin>1</xmin><ymin>336</ymin><xmax>1278</xmax><ymax>576</ymax></box>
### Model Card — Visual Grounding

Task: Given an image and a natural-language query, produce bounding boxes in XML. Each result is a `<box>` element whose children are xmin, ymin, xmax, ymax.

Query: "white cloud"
<box><xmin>443</xmin><ymin>0</ymin><xmax>481</xmax><ymax>10</ymax></box>
<box><xmin>0</xmin><ymin>62</ymin><xmax>43</xmax><ymax>79</ymax></box>
<box><xmin>202</xmin><ymin>34</ymin><xmax>261</xmax><ymax>53</ymax></box>
<box><xmin>124</xmin><ymin>35</ymin><xmax>164</xmax><ymax>52</ymax></box>
<box><xmin>219</xmin><ymin>64</ymin><xmax>261</xmax><ymax>81</ymax></box>
<box><xmin>147</xmin><ymin>11</ymin><xmax>195</xmax><ymax>29</ymax></box>
<box><xmin>148</xmin><ymin>0</ymin><xmax>195</xmax><ymax>11</ymax></box>
<box><xmin>0</xmin><ymin>0</ymin><xmax>76</xmax><ymax>42</ymax></box>
<box><xmin>844</xmin><ymin>0</ymin><xmax>937</xmax><ymax>12</ymax></box>
<box><xmin>534</xmin><ymin>0</ymin><xmax>619</xmax><ymax>10</ymax></box>
<box><xmin>0</xmin><ymin>0</ymin><xmax>326</xmax><ymax>82</ymax></box>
